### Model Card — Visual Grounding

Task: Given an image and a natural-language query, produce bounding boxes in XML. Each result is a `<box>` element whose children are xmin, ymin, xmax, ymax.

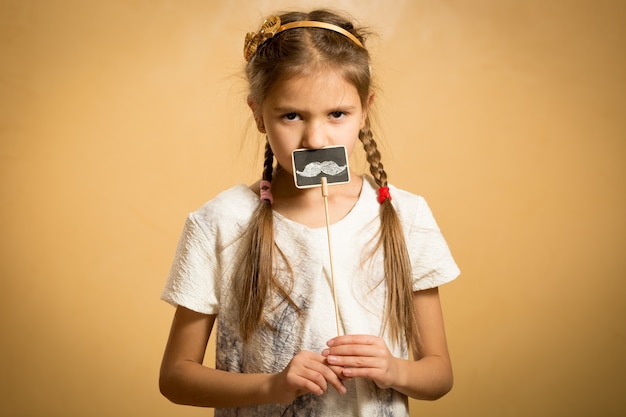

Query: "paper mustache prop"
<box><xmin>291</xmin><ymin>146</ymin><xmax>350</xmax><ymax>336</ymax></box>
<box><xmin>291</xmin><ymin>146</ymin><xmax>350</xmax><ymax>189</ymax></box>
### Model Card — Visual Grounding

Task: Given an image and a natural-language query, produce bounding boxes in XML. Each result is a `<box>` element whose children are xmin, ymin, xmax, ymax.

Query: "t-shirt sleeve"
<box><xmin>160</xmin><ymin>213</ymin><xmax>220</xmax><ymax>314</ymax></box>
<box><xmin>406</xmin><ymin>197</ymin><xmax>460</xmax><ymax>291</ymax></box>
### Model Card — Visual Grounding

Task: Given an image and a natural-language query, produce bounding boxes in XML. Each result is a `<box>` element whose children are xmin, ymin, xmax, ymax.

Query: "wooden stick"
<box><xmin>321</xmin><ymin>177</ymin><xmax>341</xmax><ymax>336</ymax></box>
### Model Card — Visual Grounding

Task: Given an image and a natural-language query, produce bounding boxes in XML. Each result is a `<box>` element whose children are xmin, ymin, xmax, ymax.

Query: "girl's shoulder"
<box><xmin>188</xmin><ymin>184</ymin><xmax>259</xmax><ymax>230</ymax></box>
<box><xmin>363</xmin><ymin>177</ymin><xmax>438</xmax><ymax>228</ymax></box>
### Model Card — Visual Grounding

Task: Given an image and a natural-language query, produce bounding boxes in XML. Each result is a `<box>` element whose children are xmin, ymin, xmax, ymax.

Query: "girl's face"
<box><xmin>253</xmin><ymin>70</ymin><xmax>367</xmax><ymax>176</ymax></box>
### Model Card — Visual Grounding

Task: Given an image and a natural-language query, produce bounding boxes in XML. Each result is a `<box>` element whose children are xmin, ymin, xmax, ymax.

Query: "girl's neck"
<box><xmin>269</xmin><ymin>168</ymin><xmax>363</xmax><ymax>228</ymax></box>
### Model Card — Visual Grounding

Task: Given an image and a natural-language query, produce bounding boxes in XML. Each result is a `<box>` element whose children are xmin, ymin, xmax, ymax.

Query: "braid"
<box><xmin>360</xmin><ymin>122</ymin><xmax>419</xmax><ymax>353</ymax></box>
<box><xmin>239</xmin><ymin>139</ymin><xmax>299</xmax><ymax>339</ymax></box>
<box><xmin>262</xmin><ymin>140</ymin><xmax>274</xmax><ymax>182</ymax></box>
<box><xmin>359</xmin><ymin>121</ymin><xmax>387</xmax><ymax>187</ymax></box>
<box><xmin>239</xmin><ymin>141</ymin><xmax>275</xmax><ymax>338</ymax></box>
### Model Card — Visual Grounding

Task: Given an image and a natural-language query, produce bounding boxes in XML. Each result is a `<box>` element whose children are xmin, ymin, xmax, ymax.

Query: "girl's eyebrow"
<box><xmin>271</xmin><ymin>104</ymin><xmax>358</xmax><ymax>113</ymax></box>
<box><xmin>271</xmin><ymin>106</ymin><xmax>299</xmax><ymax>113</ymax></box>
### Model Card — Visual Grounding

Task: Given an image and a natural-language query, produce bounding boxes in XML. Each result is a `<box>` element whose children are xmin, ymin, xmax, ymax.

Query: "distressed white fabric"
<box><xmin>161</xmin><ymin>176</ymin><xmax>460</xmax><ymax>416</ymax></box>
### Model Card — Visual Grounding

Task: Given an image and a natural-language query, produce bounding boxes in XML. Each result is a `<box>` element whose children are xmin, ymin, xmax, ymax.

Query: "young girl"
<box><xmin>159</xmin><ymin>9</ymin><xmax>459</xmax><ymax>416</ymax></box>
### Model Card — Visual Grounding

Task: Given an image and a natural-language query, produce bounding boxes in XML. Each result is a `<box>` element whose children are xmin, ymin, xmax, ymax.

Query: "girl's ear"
<box><xmin>367</xmin><ymin>92</ymin><xmax>375</xmax><ymax>107</ymax></box>
<box><xmin>247</xmin><ymin>96</ymin><xmax>266</xmax><ymax>133</ymax></box>
<box><xmin>361</xmin><ymin>92</ymin><xmax>375</xmax><ymax>128</ymax></box>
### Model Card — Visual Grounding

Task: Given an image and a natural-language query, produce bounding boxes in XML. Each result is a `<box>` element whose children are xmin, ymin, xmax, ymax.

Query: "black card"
<box><xmin>291</xmin><ymin>146</ymin><xmax>350</xmax><ymax>189</ymax></box>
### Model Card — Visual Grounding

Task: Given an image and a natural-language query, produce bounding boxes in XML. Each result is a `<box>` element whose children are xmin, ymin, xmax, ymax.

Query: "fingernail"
<box><xmin>340</xmin><ymin>385</ymin><xmax>347</xmax><ymax>394</ymax></box>
<box><xmin>327</xmin><ymin>355</ymin><xmax>338</xmax><ymax>363</ymax></box>
<box><xmin>322</xmin><ymin>349</ymin><xmax>329</xmax><ymax>356</ymax></box>
<box><xmin>326</xmin><ymin>339</ymin><xmax>335</xmax><ymax>346</ymax></box>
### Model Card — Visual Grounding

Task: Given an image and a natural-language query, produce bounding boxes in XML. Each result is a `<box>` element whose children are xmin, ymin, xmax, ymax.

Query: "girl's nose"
<box><xmin>301</xmin><ymin>121</ymin><xmax>327</xmax><ymax>149</ymax></box>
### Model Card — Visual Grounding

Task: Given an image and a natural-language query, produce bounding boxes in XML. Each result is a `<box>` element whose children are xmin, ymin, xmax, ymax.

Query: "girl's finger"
<box><xmin>312</xmin><ymin>361</ymin><xmax>347</xmax><ymax>394</ymax></box>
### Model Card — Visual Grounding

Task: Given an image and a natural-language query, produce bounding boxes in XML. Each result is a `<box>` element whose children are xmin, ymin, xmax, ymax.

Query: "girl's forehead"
<box><xmin>266</xmin><ymin>71</ymin><xmax>360</xmax><ymax>105</ymax></box>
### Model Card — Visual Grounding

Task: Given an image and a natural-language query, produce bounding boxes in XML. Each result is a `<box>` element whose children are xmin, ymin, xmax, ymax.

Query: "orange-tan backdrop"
<box><xmin>1</xmin><ymin>1</ymin><xmax>624</xmax><ymax>416</ymax></box>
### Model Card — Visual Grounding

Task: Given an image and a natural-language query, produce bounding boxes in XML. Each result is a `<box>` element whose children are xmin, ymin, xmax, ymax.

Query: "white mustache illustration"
<box><xmin>296</xmin><ymin>161</ymin><xmax>347</xmax><ymax>177</ymax></box>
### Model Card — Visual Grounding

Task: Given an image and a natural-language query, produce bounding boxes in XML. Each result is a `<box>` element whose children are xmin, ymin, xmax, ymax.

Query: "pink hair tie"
<box><xmin>377</xmin><ymin>186</ymin><xmax>391</xmax><ymax>204</ymax></box>
<box><xmin>259</xmin><ymin>180</ymin><xmax>273</xmax><ymax>204</ymax></box>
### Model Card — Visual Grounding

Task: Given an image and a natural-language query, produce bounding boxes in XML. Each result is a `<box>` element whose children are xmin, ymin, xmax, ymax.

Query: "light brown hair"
<box><xmin>238</xmin><ymin>9</ymin><xmax>418</xmax><ymax>353</ymax></box>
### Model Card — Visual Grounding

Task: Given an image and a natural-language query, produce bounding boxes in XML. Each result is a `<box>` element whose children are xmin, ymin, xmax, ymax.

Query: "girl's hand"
<box><xmin>271</xmin><ymin>350</ymin><xmax>347</xmax><ymax>404</ymax></box>
<box><xmin>322</xmin><ymin>335</ymin><xmax>401</xmax><ymax>390</ymax></box>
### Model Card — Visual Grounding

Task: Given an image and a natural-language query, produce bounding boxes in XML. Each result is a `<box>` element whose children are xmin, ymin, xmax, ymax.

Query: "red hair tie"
<box><xmin>377</xmin><ymin>186</ymin><xmax>391</xmax><ymax>204</ymax></box>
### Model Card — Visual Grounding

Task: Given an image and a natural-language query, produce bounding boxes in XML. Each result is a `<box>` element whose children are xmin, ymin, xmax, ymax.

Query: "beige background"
<box><xmin>1</xmin><ymin>0</ymin><xmax>625</xmax><ymax>416</ymax></box>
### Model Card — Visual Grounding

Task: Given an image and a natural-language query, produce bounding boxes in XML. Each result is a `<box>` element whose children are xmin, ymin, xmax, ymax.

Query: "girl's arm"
<box><xmin>323</xmin><ymin>287</ymin><xmax>453</xmax><ymax>400</ymax></box>
<box><xmin>159</xmin><ymin>305</ymin><xmax>346</xmax><ymax>407</ymax></box>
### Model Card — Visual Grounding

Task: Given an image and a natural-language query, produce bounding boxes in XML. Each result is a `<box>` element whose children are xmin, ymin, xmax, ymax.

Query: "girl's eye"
<box><xmin>283</xmin><ymin>113</ymin><xmax>300</xmax><ymax>121</ymax></box>
<box><xmin>329</xmin><ymin>111</ymin><xmax>346</xmax><ymax>119</ymax></box>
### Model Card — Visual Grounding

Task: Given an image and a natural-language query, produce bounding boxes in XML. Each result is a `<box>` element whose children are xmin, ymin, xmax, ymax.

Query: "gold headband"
<box><xmin>244</xmin><ymin>16</ymin><xmax>364</xmax><ymax>61</ymax></box>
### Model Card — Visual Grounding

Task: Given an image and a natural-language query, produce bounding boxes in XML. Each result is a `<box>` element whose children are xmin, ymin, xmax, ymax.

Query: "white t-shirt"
<box><xmin>161</xmin><ymin>176</ymin><xmax>460</xmax><ymax>416</ymax></box>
